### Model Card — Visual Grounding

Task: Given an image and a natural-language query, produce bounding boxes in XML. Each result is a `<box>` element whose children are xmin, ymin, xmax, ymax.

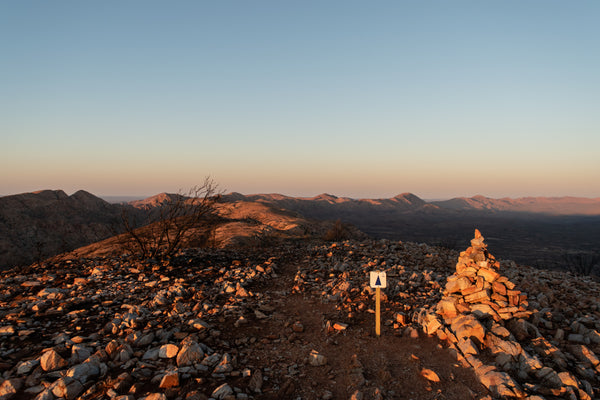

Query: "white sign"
<box><xmin>369</xmin><ymin>271</ymin><xmax>387</xmax><ymax>288</ymax></box>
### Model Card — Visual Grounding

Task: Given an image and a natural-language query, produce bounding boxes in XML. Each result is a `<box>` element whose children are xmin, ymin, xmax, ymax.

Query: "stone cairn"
<box><xmin>418</xmin><ymin>230</ymin><xmax>595</xmax><ymax>399</ymax></box>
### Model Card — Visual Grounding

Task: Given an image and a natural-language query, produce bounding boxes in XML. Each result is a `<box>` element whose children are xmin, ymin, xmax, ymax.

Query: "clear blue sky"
<box><xmin>2</xmin><ymin>1</ymin><xmax>599</xmax><ymax>199</ymax></box>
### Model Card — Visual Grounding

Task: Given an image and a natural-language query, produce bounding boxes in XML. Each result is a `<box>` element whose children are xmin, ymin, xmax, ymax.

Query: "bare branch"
<box><xmin>118</xmin><ymin>177</ymin><xmax>222</xmax><ymax>260</ymax></box>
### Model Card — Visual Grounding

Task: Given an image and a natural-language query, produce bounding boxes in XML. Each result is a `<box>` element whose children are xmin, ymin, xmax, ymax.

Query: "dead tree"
<box><xmin>121</xmin><ymin>178</ymin><xmax>221</xmax><ymax>260</ymax></box>
<box><xmin>323</xmin><ymin>219</ymin><xmax>351</xmax><ymax>242</ymax></box>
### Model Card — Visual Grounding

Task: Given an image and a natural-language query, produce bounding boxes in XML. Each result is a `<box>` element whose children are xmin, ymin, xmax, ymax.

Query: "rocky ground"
<box><xmin>1</xmin><ymin>232</ymin><xmax>599</xmax><ymax>399</ymax></box>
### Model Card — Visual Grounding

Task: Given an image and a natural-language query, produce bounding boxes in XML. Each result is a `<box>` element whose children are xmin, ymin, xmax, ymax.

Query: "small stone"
<box><xmin>558</xmin><ymin>371</ymin><xmax>579</xmax><ymax>388</ymax></box>
<box><xmin>292</xmin><ymin>321</ymin><xmax>304</xmax><ymax>332</ymax></box>
<box><xmin>211</xmin><ymin>383</ymin><xmax>233</xmax><ymax>399</ymax></box>
<box><xmin>51</xmin><ymin>377</ymin><xmax>84</xmax><ymax>400</ymax></box>
<box><xmin>477</xmin><ymin>369</ymin><xmax>522</xmax><ymax>397</ymax></box>
<box><xmin>420</xmin><ymin>368</ymin><xmax>440</xmax><ymax>383</ymax></box>
<box><xmin>248</xmin><ymin>369</ymin><xmax>263</xmax><ymax>393</ymax></box>
<box><xmin>159</xmin><ymin>371</ymin><xmax>179</xmax><ymax>389</ymax></box>
<box><xmin>142</xmin><ymin>348</ymin><xmax>159</xmax><ymax>361</ymax></box>
<box><xmin>0</xmin><ymin>379</ymin><xmax>22</xmax><ymax>400</ymax></box>
<box><xmin>568</xmin><ymin>333</ymin><xmax>585</xmax><ymax>343</ymax></box>
<box><xmin>349</xmin><ymin>390</ymin><xmax>363</xmax><ymax>400</ymax></box>
<box><xmin>40</xmin><ymin>349</ymin><xmax>68</xmax><ymax>372</ymax></box>
<box><xmin>445</xmin><ymin>277</ymin><xmax>473</xmax><ymax>294</ymax></box>
<box><xmin>308</xmin><ymin>349</ymin><xmax>327</xmax><ymax>366</ymax></box>
<box><xmin>451</xmin><ymin>314</ymin><xmax>486</xmax><ymax>344</ymax></box>
<box><xmin>17</xmin><ymin>359</ymin><xmax>39</xmax><ymax>375</ymax></box>
<box><xmin>333</xmin><ymin>322</ymin><xmax>348</xmax><ymax>331</ymax></box>
<box><xmin>66</xmin><ymin>361</ymin><xmax>102</xmax><ymax>383</ymax></box>
<box><xmin>213</xmin><ymin>353</ymin><xmax>233</xmax><ymax>373</ymax></box>
<box><xmin>394</xmin><ymin>312</ymin><xmax>408</xmax><ymax>325</ymax></box>
<box><xmin>177</xmin><ymin>340</ymin><xmax>204</xmax><ymax>367</ymax></box>
<box><xmin>464</xmin><ymin>289</ymin><xmax>491</xmax><ymax>303</ymax></box>
<box><xmin>0</xmin><ymin>325</ymin><xmax>15</xmax><ymax>337</ymax></box>
<box><xmin>405</xmin><ymin>327</ymin><xmax>420</xmax><ymax>339</ymax></box>
<box><xmin>141</xmin><ymin>393</ymin><xmax>167</xmax><ymax>400</ymax></box>
<box><xmin>189</xmin><ymin>319</ymin><xmax>210</xmax><ymax>331</ymax></box>
<box><xmin>254</xmin><ymin>310</ymin><xmax>268</xmax><ymax>319</ymax></box>
<box><xmin>457</xmin><ymin>338</ymin><xmax>479</xmax><ymax>356</ymax></box>
<box><xmin>71</xmin><ymin>344</ymin><xmax>92</xmax><ymax>364</ymax></box>
<box><xmin>159</xmin><ymin>344</ymin><xmax>179</xmax><ymax>359</ymax></box>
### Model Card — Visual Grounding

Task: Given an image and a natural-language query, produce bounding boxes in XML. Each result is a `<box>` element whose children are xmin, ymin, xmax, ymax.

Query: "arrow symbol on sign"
<box><xmin>375</xmin><ymin>276</ymin><xmax>381</xmax><ymax>286</ymax></box>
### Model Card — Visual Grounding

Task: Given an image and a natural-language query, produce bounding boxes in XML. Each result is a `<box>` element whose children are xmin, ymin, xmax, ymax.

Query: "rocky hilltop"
<box><xmin>0</xmin><ymin>191</ymin><xmax>127</xmax><ymax>268</ymax></box>
<box><xmin>2</xmin><ymin>190</ymin><xmax>599</xmax><ymax>270</ymax></box>
<box><xmin>63</xmin><ymin>201</ymin><xmax>365</xmax><ymax>261</ymax></box>
<box><xmin>2</xmin><ymin>231</ymin><xmax>600</xmax><ymax>399</ymax></box>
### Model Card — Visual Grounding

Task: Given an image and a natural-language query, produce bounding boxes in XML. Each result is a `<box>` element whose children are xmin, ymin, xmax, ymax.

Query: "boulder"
<box><xmin>40</xmin><ymin>349</ymin><xmax>68</xmax><ymax>372</ymax></box>
<box><xmin>50</xmin><ymin>377</ymin><xmax>84</xmax><ymax>400</ymax></box>
<box><xmin>176</xmin><ymin>340</ymin><xmax>204</xmax><ymax>367</ymax></box>
<box><xmin>159</xmin><ymin>344</ymin><xmax>179</xmax><ymax>359</ymax></box>
<box><xmin>159</xmin><ymin>371</ymin><xmax>179</xmax><ymax>389</ymax></box>
<box><xmin>0</xmin><ymin>379</ymin><xmax>22</xmax><ymax>400</ymax></box>
<box><xmin>211</xmin><ymin>383</ymin><xmax>233</xmax><ymax>399</ymax></box>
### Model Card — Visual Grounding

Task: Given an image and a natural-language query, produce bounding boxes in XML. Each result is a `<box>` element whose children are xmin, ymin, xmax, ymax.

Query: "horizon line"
<box><xmin>3</xmin><ymin>189</ymin><xmax>599</xmax><ymax>203</ymax></box>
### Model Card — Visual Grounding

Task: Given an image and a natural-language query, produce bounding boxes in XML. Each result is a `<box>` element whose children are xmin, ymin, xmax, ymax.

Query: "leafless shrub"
<box><xmin>120</xmin><ymin>177</ymin><xmax>221</xmax><ymax>260</ymax></box>
<box><xmin>323</xmin><ymin>219</ymin><xmax>352</xmax><ymax>242</ymax></box>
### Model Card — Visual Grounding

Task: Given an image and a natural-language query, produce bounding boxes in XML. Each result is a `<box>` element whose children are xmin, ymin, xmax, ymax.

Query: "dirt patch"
<box><xmin>218</xmin><ymin>254</ymin><xmax>488</xmax><ymax>399</ymax></box>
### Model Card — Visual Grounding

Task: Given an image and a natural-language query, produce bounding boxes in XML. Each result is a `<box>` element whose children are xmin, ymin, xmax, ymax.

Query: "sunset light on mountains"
<box><xmin>1</xmin><ymin>2</ymin><xmax>600</xmax><ymax>399</ymax></box>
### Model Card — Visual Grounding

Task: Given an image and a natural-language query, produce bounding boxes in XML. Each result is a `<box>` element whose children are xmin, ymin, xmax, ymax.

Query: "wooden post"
<box><xmin>375</xmin><ymin>287</ymin><xmax>381</xmax><ymax>336</ymax></box>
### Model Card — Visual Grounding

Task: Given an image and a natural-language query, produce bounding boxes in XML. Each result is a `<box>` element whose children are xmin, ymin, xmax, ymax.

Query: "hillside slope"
<box><xmin>1</xmin><ymin>231</ymin><xmax>599</xmax><ymax>399</ymax></box>
<box><xmin>0</xmin><ymin>190</ymin><xmax>127</xmax><ymax>268</ymax></box>
<box><xmin>62</xmin><ymin>200</ymin><xmax>366</xmax><ymax>260</ymax></box>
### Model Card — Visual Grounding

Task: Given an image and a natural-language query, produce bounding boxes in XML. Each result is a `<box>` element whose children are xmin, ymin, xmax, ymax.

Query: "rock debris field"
<box><xmin>1</xmin><ymin>231</ymin><xmax>600</xmax><ymax>399</ymax></box>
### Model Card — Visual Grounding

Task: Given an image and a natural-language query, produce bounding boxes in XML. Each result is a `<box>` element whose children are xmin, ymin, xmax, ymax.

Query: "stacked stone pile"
<box><xmin>436</xmin><ymin>229</ymin><xmax>531</xmax><ymax>323</ymax></box>
<box><xmin>417</xmin><ymin>230</ymin><xmax>599</xmax><ymax>399</ymax></box>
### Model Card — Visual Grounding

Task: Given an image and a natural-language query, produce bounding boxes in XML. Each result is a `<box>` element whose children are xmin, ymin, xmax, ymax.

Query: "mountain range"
<box><xmin>222</xmin><ymin>192</ymin><xmax>600</xmax><ymax>216</ymax></box>
<box><xmin>1</xmin><ymin>189</ymin><xmax>599</xmax><ymax>269</ymax></box>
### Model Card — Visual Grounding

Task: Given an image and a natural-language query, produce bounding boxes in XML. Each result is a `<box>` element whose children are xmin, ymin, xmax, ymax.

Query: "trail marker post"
<box><xmin>369</xmin><ymin>270</ymin><xmax>387</xmax><ymax>336</ymax></box>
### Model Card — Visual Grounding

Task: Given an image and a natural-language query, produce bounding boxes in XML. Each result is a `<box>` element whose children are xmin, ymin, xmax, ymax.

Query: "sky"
<box><xmin>1</xmin><ymin>1</ymin><xmax>599</xmax><ymax>200</ymax></box>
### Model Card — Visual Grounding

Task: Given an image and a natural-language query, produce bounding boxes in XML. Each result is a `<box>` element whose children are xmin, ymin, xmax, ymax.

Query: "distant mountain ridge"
<box><xmin>219</xmin><ymin>192</ymin><xmax>600</xmax><ymax>269</ymax></box>
<box><xmin>432</xmin><ymin>195</ymin><xmax>600</xmax><ymax>215</ymax></box>
<box><xmin>221</xmin><ymin>192</ymin><xmax>600</xmax><ymax>216</ymax></box>
<box><xmin>2</xmin><ymin>189</ymin><xmax>599</xmax><ymax>269</ymax></box>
